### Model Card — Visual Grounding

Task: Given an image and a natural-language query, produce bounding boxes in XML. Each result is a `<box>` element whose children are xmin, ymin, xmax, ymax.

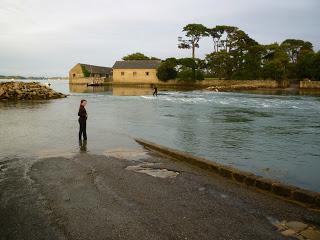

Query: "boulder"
<box><xmin>0</xmin><ymin>81</ymin><xmax>66</xmax><ymax>100</ymax></box>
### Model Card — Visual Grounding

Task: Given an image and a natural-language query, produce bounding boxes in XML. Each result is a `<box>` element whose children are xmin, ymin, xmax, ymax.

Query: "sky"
<box><xmin>0</xmin><ymin>0</ymin><xmax>319</xmax><ymax>76</ymax></box>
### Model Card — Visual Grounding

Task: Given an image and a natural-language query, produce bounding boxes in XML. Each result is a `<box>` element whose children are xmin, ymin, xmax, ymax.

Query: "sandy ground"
<box><xmin>0</xmin><ymin>149</ymin><xmax>319</xmax><ymax>240</ymax></box>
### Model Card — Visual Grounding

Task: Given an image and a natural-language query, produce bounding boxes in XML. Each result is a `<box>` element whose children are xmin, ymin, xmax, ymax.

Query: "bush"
<box><xmin>157</xmin><ymin>62</ymin><xmax>177</xmax><ymax>81</ymax></box>
<box><xmin>177</xmin><ymin>69</ymin><xmax>204</xmax><ymax>81</ymax></box>
<box><xmin>261</xmin><ymin>61</ymin><xmax>286</xmax><ymax>80</ymax></box>
<box><xmin>81</xmin><ymin>66</ymin><xmax>90</xmax><ymax>77</ymax></box>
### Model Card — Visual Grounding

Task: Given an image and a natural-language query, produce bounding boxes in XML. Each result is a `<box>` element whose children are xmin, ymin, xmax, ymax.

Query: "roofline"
<box><xmin>78</xmin><ymin>63</ymin><xmax>112</xmax><ymax>69</ymax></box>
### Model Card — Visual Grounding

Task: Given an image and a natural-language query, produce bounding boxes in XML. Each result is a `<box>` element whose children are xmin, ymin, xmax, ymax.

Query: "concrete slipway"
<box><xmin>0</xmin><ymin>139</ymin><xmax>320</xmax><ymax>240</ymax></box>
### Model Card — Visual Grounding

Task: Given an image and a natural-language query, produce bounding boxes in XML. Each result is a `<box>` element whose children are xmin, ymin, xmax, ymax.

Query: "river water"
<box><xmin>0</xmin><ymin>80</ymin><xmax>319</xmax><ymax>192</ymax></box>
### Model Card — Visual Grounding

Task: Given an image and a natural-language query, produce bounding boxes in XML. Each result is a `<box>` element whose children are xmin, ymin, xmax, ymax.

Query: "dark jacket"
<box><xmin>78</xmin><ymin>106</ymin><xmax>87</xmax><ymax>121</ymax></box>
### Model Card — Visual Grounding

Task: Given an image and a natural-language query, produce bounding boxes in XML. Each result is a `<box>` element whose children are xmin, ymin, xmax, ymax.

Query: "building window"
<box><xmin>133</xmin><ymin>72</ymin><xmax>137</xmax><ymax>76</ymax></box>
<box><xmin>121</xmin><ymin>72</ymin><xmax>125</xmax><ymax>76</ymax></box>
<box><xmin>145</xmin><ymin>72</ymin><xmax>150</xmax><ymax>76</ymax></box>
<box><xmin>72</xmin><ymin>73</ymin><xmax>76</xmax><ymax>78</ymax></box>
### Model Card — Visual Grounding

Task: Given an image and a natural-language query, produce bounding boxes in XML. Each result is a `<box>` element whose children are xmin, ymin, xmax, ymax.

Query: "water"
<box><xmin>0</xmin><ymin>80</ymin><xmax>319</xmax><ymax>192</ymax></box>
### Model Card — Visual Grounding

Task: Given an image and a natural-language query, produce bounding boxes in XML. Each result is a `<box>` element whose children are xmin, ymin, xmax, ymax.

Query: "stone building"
<box><xmin>69</xmin><ymin>63</ymin><xmax>112</xmax><ymax>84</ymax></box>
<box><xmin>112</xmin><ymin>60</ymin><xmax>161</xmax><ymax>83</ymax></box>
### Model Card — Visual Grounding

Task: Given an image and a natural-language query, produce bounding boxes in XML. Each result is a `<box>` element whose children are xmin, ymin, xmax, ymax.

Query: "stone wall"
<box><xmin>300</xmin><ymin>80</ymin><xmax>320</xmax><ymax>89</ymax></box>
<box><xmin>187</xmin><ymin>79</ymin><xmax>284</xmax><ymax>88</ymax></box>
<box><xmin>69</xmin><ymin>77</ymin><xmax>111</xmax><ymax>85</ymax></box>
<box><xmin>113</xmin><ymin>69</ymin><xmax>159</xmax><ymax>83</ymax></box>
<box><xmin>69</xmin><ymin>64</ymin><xmax>84</xmax><ymax>79</ymax></box>
<box><xmin>112</xmin><ymin>79</ymin><xmax>289</xmax><ymax>89</ymax></box>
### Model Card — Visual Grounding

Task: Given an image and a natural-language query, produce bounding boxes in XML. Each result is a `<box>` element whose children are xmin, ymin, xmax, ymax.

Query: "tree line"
<box><xmin>122</xmin><ymin>24</ymin><xmax>319</xmax><ymax>81</ymax></box>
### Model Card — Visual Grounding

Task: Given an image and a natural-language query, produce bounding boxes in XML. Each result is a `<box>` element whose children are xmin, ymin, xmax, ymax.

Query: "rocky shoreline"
<box><xmin>206</xmin><ymin>85</ymin><xmax>258</xmax><ymax>91</ymax></box>
<box><xmin>0</xmin><ymin>81</ymin><xmax>66</xmax><ymax>100</ymax></box>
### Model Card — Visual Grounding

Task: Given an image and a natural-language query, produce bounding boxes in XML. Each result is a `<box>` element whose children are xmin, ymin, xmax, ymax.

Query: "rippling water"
<box><xmin>0</xmin><ymin>80</ymin><xmax>319</xmax><ymax>191</ymax></box>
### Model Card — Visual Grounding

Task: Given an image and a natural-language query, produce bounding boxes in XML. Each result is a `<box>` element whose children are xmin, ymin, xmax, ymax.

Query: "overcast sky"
<box><xmin>0</xmin><ymin>0</ymin><xmax>319</xmax><ymax>76</ymax></box>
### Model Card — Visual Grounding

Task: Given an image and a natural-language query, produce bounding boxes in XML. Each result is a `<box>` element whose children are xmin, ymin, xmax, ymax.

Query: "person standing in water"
<box><xmin>78</xmin><ymin>99</ymin><xmax>88</xmax><ymax>140</ymax></box>
<box><xmin>153</xmin><ymin>85</ymin><xmax>158</xmax><ymax>97</ymax></box>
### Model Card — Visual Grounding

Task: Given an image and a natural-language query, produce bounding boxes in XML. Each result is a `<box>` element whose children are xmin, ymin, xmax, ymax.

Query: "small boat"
<box><xmin>87</xmin><ymin>83</ymin><xmax>102</xmax><ymax>87</ymax></box>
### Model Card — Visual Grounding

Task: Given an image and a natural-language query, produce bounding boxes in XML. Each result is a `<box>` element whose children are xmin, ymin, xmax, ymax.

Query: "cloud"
<box><xmin>0</xmin><ymin>0</ymin><xmax>319</xmax><ymax>76</ymax></box>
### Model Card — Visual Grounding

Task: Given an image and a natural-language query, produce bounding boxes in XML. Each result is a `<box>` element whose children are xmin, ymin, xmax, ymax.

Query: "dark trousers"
<box><xmin>79</xmin><ymin>119</ymin><xmax>87</xmax><ymax>140</ymax></box>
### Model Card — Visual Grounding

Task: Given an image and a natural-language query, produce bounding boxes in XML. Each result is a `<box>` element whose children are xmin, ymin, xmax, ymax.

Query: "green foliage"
<box><xmin>178</xmin><ymin>23</ymin><xmax>209</xmax><ymax>58</ymax></box>
<box><xmin>206</xmin><ymin>51</ymin><xmax>231</xmax><ymax>79</ymax></box>
<box><xmin>296</xmin><ymin>51</ymin><xmax>320</xmax><ymax>80</ymax></box>
<box><xmin>177</xmin><ymin>69</ymin><xmax>204</xmax><ymax>81</ymax></box>
<box><xmin>164</xmin><ymin>57</ymin><xmax>179</xmax><ymax>67</ymax></box>
<box><xmin>182</xmin><ymin>24</ymin><xmax>209</xmax><ymax>39</ymax></box>
<box><xmin>260</xmin><ymin>43</ymin><xmax>289</xmax><ymax>80</ymax></box>
<box><xmin>312</xmin><ymin>52</ymin><xmax>320</xmax><ymax>80</ymax></box>
<box><xmin>261</xmin><ymin>61</ymin><xmax>286</xmax><ymax>80</ymax></box>
<box><xmin>178</xmin><ymin>58</ymin><xmax>197</xmax><ymax>69</ymax></box>
<box><xmin>177</xmin><ymin>58</ymin><xmax>204</xmax><ymax>81</ymax></box>
<box><xmin>157</xmin><ymin>57</ymin><xmax>205</xmax><ymax>81</ymax></box>
<box><xmin>279</xmin><ymin>39</ymin><xmax>314</xmax><ymax>79</ymax></box>
<box><xmin>122</xmin><ymin>52</ymin><xmax>158</xmax><ymax>60</ymax></box>
<box><xmin>205</xmin><ymin>25</ymin><xmax>264</xmax><ymax>80</ymax></box>
<box><xmin>175</xmin><ymin>24</ymin><xmax>317</xmax><ymax>80</ymax></box>
<box><xmin>157</xmin><ymin>59</ymin><xmax>178</xmax><ymax>81</ymax></box>
<box><xmin>281</xmin><ymin>39</ymin><xmax>313</xmax><ymax>64</ymax></box>
<box><xmin>81</xmin><ymin>66</ymin><xmax>90</xmax><ymax>77</ymax></box>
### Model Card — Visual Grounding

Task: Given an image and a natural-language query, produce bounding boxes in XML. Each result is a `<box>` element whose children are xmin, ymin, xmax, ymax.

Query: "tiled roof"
<box><xmin>112</xmin><ymin>60</ymin><xmax>161</xmax><ymax>69</ymax></box>
<box><xmin>79</xmin><ymin>64</ymin><xmax>112</xmax><ymax>74</ymax></box>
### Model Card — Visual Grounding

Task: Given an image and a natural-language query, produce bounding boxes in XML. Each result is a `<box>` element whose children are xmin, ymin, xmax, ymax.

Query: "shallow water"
<box><xmin>0</xmin><ymin>80</ymin><xmax>319</xmax><ymax>191</ymax></box>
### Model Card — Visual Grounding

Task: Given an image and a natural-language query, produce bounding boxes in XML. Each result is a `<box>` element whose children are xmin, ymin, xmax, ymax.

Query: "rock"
<box><xmin>0</xmin><ymin>81</ymin><xmax>66</xmax><ymax>100</ymax></box>
<box><xmin>0</xmin><ymin>88</ymin><xmax>5</xmax><ymax>97</ymax></box>
<box><xmin>281</xmin><ymin>229</ymin><xmax>296</xmax><ymax>237</ymax></box>
<box><xmin>300</xmin><ymin>228</ymin><xmax>320</xmax><ymax>240</ymax></box>
<box><xmin>285</xmin><ymin>221</ymin><xmax>308</xmax><ymax>232</ymax></box>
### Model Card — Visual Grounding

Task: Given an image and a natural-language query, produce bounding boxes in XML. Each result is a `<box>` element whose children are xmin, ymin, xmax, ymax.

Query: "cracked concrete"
<box><xmin>1</xmin><ymin>152</ymin><xmax>320</xmax><ymax>240</ymax></box>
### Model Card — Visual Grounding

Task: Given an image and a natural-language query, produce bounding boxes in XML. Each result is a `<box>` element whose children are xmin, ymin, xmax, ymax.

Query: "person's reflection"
<box><xmin>79</xmin><ymin>139</ymin><xmax>87</xmax><ymax>152</ymax></box>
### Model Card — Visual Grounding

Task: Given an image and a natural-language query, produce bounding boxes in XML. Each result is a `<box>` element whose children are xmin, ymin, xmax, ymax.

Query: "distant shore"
<box><xmin>98</xmin><ymin>79</ymin><xmax>320</xmax><ymax>94</ymax></box>
<box><xmin>0</xmin><ymin>77</ymin><xmax>68</xmax><ymax>80</ymax></box>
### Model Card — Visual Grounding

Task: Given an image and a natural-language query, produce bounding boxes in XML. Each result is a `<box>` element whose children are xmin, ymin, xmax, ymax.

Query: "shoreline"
<box><xmin>1</xmin><ymin>150</ymin><xmax>320</xmax><ymax>239</ymax></box>
<box><xmin>85</xmin><ymin>82</ymin><xmax>320</xmax><ymax>95</ymax></box>
<box><xmin>135</xmin><ymin>138</ymin><xmax>320</xmax><ymax>209</ymax></box>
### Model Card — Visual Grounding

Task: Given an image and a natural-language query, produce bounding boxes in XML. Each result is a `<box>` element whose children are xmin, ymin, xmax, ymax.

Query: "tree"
<box><xmin>122</xmin><ymin>52</ymin><xmax>156</xmax><ymax>60</ymax></box>
<box><xmin>296</xmin><ymin>52</ymin><xmax>319</xmax><ymax>79</ymax></box>
<box><xmin>311</xmin><ymin>52</ymin><xmax>320</xmax><ymax>80</ymax></box>
<box><xmin>172</xmin><ymin>23</ymin><xmax>318</xmax><ymax>81</ymax></box>
<box><xmin>261</xmin><ymin>43</ymin><xmax>289</xmax><ymax>80</ymax></box>
<box><xmin>176</xmin><ymin>58</ymin><xmax>204</xmax><ymax>81</ymax></box>
<box><xmin>178</xmin><ymin>24</ymin><xmax>209</xmax><ymax>59</ymax></box>
<box><xmin>157</xmin><ymin>58</ymin><xmax>178</xmax><ymax>81</ymax></box>
<box><xmin>206</xmin><ymin>51</ymin><xmax>231</xmax><ymax>79</ymax></box>
<box><xmin>280</xmin><ymin>39</ymin><xmax>313</xmax><ymax>79</ymax></box>
<box><xmin>206</xmin><ymin>25</ymin><xmax>260</xmax><ymax>79</ymax></box>
<box><xmin>207</xmin><ymin>25</ymin><xmax>238</xmax><ymax>53</ymax></box>
<box><xmin>232</xmin><ymin>44</ymin><xmax>265</xmax><ymax>80</ymax></box>
<box><xmin>281</xmin><ymin>39</ymin><xmax>313</xmax><ymax>64</ymax></box>
<box><xmin>177</xmin><ymin>69</ymin><xmax>204</xmax><ymax>81</ymax></box>
<box><xmin>177</xmin><ymin>58</ymin><xmax>198</xmax><ymax>80</ymax></box>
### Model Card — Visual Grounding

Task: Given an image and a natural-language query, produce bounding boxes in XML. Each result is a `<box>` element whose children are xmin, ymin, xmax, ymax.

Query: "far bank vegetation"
<box><xmin>123</xmin><ymin>24</ymin><xmax>320</xmax><ymax>82</ymax></box>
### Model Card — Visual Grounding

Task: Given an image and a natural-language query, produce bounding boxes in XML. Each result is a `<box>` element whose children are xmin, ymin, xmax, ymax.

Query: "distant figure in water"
<box><xmin>78</xmin><ymin>99</ymin><xmax>88</xmax><ymax>140</ymax></box>
<box><xmin>153</xmin><ymin>86</ymin><xmax>158</xmax><ymax>97</ymax></box>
